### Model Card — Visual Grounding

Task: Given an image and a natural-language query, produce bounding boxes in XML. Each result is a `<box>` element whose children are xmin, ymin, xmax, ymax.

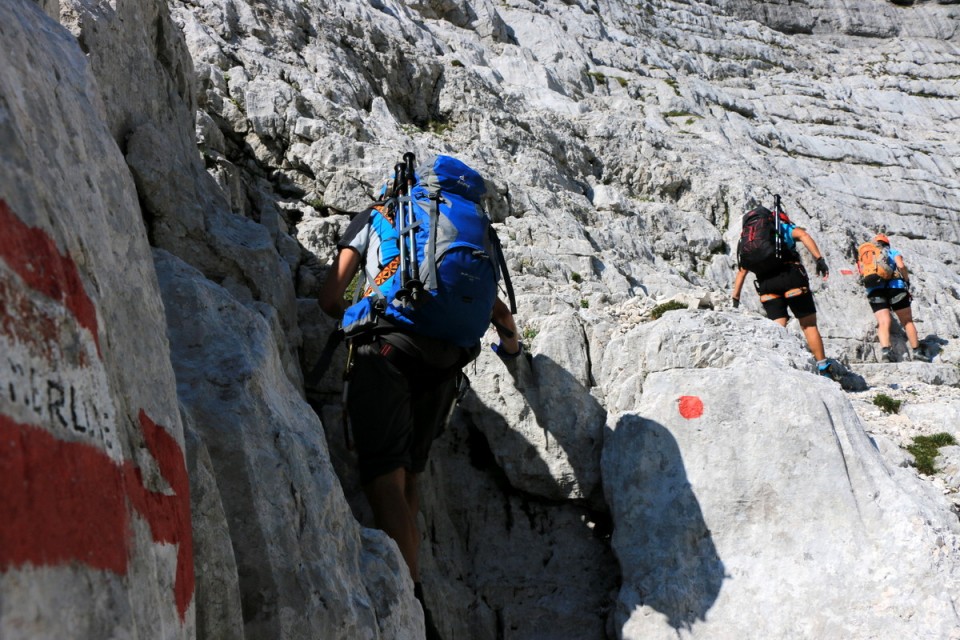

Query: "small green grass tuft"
<box><xmin>662</xmin><ymin>110</ymin><xmax>696</xmax><ymax>119</ymax></box>
<box><xmin>906</xmin><ymin>433</ymin><xmax>957</xmax><ymax>475</ymax></box>
<box><xmin>570</xmin><ymin>272</ymin><xmax>582</xmax><ymax>283</ymax></box>
<box><xmin>587</xmin><ymin>71</ymin><xmax>607</xmax><ymax>84</ymax></box>
<box><xmin>872</xmin><ymin>393</ymin><xmax>902</xmax><ymax>414</ymax></box>
<box><xmin>580</xmin><ymin>299</ymin><xmax>589</xmax><ymax>309</ymax></box>
<box><xmin>650</xmin><ymin>300</ymin><xmax>687</xmax><ymax>320</ymax></box>
<box><xmin>522</xmin><ymin>326</ymin><xmax>538</xmax><ymax>341</ymax></box>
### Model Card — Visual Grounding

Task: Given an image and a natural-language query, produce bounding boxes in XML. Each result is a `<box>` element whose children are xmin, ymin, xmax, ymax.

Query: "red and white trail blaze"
<box><xmin>0</xmin><ymin>200</ymin><xmax>194</xmax><ymax>621</ymax></box>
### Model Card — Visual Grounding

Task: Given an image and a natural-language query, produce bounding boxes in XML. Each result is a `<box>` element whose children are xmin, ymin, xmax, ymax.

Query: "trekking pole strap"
<box><xmin>491</xmin><ymin>228</ymin><xmax>517</xmax><ymax>314</ymax></box>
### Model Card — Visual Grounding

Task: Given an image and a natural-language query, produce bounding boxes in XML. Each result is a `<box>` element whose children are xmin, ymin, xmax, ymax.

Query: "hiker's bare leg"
<box><xmin>874</xmin><ymin>308</ymin><xmax>892</xmax><ymax>348</ymax></box>
<box><xmin>405</xmin><ymin>472</ymin><xmax>420</xmax><ymax>518</ymax></box>
<box><xmin>797</xmin><ymin>313</ymin><xmax>826</xmax><ymax>362</ymax></box>
<box><xmin>364</xmin><ymin>467</ymin><xmax>420</xmax><ymax>581</ymax></box>
<box><xmin>893</xmin><ymin>306</ymin><xmax>920</xmax><ymax>349</ymax></box>
<box><xmin>773</xmin><ymin>317</ymin><xmax>788</xmax><ymax>327</ymax></box>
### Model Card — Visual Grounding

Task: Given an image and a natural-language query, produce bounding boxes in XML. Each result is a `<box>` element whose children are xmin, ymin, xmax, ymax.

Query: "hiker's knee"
<box><xmin>874</xmin><ymin>309</ymin><xmax>892</xmax><ymax>328</ymax></box>
<box><xmin>894</xmin><ymin>307</ymin><xmax>914</xmax><ymax>324</ymax></box>
<box><xmin>363</xmin><ymin>467</ymin><xmax>409</xmax><ymax>514</ymax></box>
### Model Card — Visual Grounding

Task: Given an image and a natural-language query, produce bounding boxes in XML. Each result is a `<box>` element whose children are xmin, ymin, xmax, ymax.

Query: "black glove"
<box><xmin>732</xmin><ymin>297</ymin><xmax>740</xmax><ymax>308</ymax></box>
<box><xmin>815</xmin><ymin>257</ymin><xmax>829</xmax><ymax>278</ymax></box>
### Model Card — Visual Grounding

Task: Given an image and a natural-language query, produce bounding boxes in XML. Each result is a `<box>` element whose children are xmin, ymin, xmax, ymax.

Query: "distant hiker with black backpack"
<box><xmin>857</xmin><ymin>233</ymin><xmax>930</xmax><ymax>362</ymax></box>
<box><xmin>731</xmin><ymin>195</ymin><xmax>843</xmax><ymax>379</ymax></box>
<box><xmin>318</xmin><ymin>153</ymin><xmax>519</xmax><ymax>634</ymax></box>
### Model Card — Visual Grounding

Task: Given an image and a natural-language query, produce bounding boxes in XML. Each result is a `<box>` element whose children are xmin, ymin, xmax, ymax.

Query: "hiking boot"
<box><xmin>881</xmin><ymin>347</ymin><xmax>895</xmax><ymax>363</ymax></box>
<box><xmin>912</xmin><ymin>346</ymin><xmax>931</xmax><ymax>362</ymax></box>
<box><xmin>817</xmin><ymin>359</ymin><xmax>834</xmax><ymax>377</ymax></box>
<box><xmin>817</xmin><ymin>358</ymin><xmax>845</xmax><ymax>382</ymax></box>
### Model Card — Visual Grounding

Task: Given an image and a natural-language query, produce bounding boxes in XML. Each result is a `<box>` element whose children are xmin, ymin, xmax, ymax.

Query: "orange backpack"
<box><xmin>857</xmin><ymin>242</ymin><xmax>896</xmax><ymax>288</ymax></box>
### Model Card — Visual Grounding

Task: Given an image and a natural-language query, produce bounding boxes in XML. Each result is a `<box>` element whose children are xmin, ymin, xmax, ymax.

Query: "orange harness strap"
<box><xmin>759</xmin><ymin>286</ymin><xmax>808</xmax><ymax>303</ymax></box>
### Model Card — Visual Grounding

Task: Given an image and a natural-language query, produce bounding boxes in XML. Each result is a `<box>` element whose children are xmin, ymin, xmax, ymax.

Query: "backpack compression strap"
<box><xmin>424</xmin><ymin>190</ymin><xmax>441</xmax><ymax>289</ymax></box>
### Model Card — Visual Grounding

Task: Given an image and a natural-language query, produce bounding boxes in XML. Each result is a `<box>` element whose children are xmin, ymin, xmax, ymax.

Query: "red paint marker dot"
<box><xmin>678</xmin><ymin>395</ymin><xmax>704</xmax><ymax>419</ymax></box>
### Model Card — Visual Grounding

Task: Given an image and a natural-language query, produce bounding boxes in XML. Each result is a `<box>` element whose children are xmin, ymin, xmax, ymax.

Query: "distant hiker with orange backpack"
<box><xmin>857</xmin><ymin>234</ymin><xmax>930</xmax><ymax>362</ymax></box>
<box><xmin>731</xmin><ymin>195</ymin><xmax>843</xmax><ymax>379</ymax></box>
<box><xmin>319</xmin><ymin>153</ymin><xmax>519</xmax><ymax>637</ymax></box>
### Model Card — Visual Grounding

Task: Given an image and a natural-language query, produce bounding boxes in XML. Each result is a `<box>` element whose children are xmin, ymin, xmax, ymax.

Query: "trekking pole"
<box><xmin>394</xmin><ymin>162</ymin><xmax>410</xmax><ymax>301</ymax></box>
<box><xmin>773</xmin><ymin>193</ymin><xmax>783</xmax><ymax>260</ymax></box>
<box><xmin>403</xmin><ymin>152</ymin><xmax>422</xmax><ymax>302</ymax></box>
<box><xmin>341</xmin><ymin>340</ymin><xmax>356</xmax><ymax>451</ymax></box>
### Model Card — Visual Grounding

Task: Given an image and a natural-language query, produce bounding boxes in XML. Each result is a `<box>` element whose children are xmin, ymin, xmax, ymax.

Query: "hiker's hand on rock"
<box><xmin>815</xmin><ymin>257</ymin><xmax>829</xmax><ymax>278</ymax></box>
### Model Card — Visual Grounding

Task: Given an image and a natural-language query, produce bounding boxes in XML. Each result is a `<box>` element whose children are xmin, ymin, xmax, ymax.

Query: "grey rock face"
<box><xmin>5</xmin><ymin>0</ymin><xmax>960</xmax><ymax>637</ymax></box>
<box><xmin>154</xmin><ymin>250</ymin><xmax>425</xmax><ymax>639</ymax></box>
<box><xmin>604</xmin><ymin>365</ymin><xmax>960</xmax><ymax>639</ymax></box>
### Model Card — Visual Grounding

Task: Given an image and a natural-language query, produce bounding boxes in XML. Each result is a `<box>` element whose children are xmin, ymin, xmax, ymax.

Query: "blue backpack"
<box><xmin>341</xmin><ymin>154</ymin><xmax>514</xmax><ymax>348</ymax></box>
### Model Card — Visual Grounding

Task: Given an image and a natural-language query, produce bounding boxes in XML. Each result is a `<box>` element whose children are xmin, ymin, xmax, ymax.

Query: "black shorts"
<box><xmin>346</xmin><ymin>336</ymin><xmax>460</xmax><ymax>484</ymax></box>
<box><xmin>868</xmin><ymin>287</ymin><xmax>911</xmax><ymax>313</ymax></box>
<box><xmin>756</xmin><ymin>264</ymin><xmax>817</xmax><ymax>321</ymax></box>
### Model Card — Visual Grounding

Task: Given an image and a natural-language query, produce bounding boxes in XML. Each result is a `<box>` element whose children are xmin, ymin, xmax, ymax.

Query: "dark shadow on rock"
<box><xmin>835</xmin><ymin>365</ymin><xmax>868</xmax><ymax>392</ymax></box>
<box><xmin>467</xmin><ymin>351</ymin><xmax>607</xmax><ymax>508</ymax></box>
<box><xmin>921</xmin><ymin>333</ymin><xmax>948</xmax><ymax>361</ymax></box>
<box><xmin>604</xmin><ymin>414</ymin><xmax>725</xmax><ymax>634</ymax></box>
<box><xmin>424</xmin><ymin>352</ymin><xmax>618</xmax><ymax>639</ymax></box>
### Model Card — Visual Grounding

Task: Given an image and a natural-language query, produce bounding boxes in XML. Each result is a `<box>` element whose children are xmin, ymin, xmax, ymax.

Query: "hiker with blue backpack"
<box><xmin>856</xmin><ymin>233</ymin><xmax>931</xmax><ymax>362</ymax></box>
<box><xmin>319</xmin><ymin>154</ymin><xmax>518</xmax><ymax>633</ymax></box>
<box><xmin>731</xmin><ymin>195</ymin><xmax>844</xmax><ymax>380</ymax></box>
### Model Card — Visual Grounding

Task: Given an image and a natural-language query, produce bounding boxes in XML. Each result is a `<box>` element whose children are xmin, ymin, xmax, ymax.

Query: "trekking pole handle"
<box><xmin>392</xmin><ymin>164</ymin><xmax>404</xmax><ymax>197</ymax></box>
<box><xmin>394</xmin><ymin>163</ymin><xmax>406</xmax><ymax>195</ymax></box>
<box><xmin>403</xmin><ymin>152</ymin><xmax>416</xmax><ymax>182</ymax></box>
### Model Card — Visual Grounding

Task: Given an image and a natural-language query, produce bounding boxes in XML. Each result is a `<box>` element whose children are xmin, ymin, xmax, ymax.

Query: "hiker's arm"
<box><xmin>319</xmin><ymin>247</ymin><xmax>361</xmax><ymax>319</ymax></box>
<box><xmin>731</xmin><ymin>267</ymin><xmax>748</xmax><ymax>303</ymax></box>
<box><xmin>492</xmin><ymin>297</ymin><xmax>520</xmax><ymax>355</ymax></box>
<box><xmin>792</xmin><ymin>228</ymin><xmax>829</xmax><ymax>277</ymax></box>
<box><xmin>894</xmin><ymin>254</ymin><xmax>910</xmax><ymax>283</ymax></box>
<box><xmin>792</xmin><ymin>228</ymin><xmax>823</xmax><ymax>261</ymax></box>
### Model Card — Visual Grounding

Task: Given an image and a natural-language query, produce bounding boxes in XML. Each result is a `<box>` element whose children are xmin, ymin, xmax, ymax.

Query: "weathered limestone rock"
<box><xmin>183</xmin><ymin>425</ymin><xmax>244</xmax><ymax>640</ymax></box>
<box><xmin>154</xmin><ymin>249</ymin><xmax>425</xmax><ymax>639</ymax></box>
<box><xmin>604</xmin><ymin>362</ymin><xmax>960</xmax><ymax>639</ymax></box>
<box><xmin>463</xmin><ymin>312</ymin><xmax>607</xmax><ymax>505</ymax></box>
<box><xmin>1</xmin><ymin>2</ymin><xmax>193</xmax><ymax>635</ymax></box>
<box><xmin>60</xmin><ymin>0</ymin><xmax>305</xmax><ymax>389</ymax></box>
